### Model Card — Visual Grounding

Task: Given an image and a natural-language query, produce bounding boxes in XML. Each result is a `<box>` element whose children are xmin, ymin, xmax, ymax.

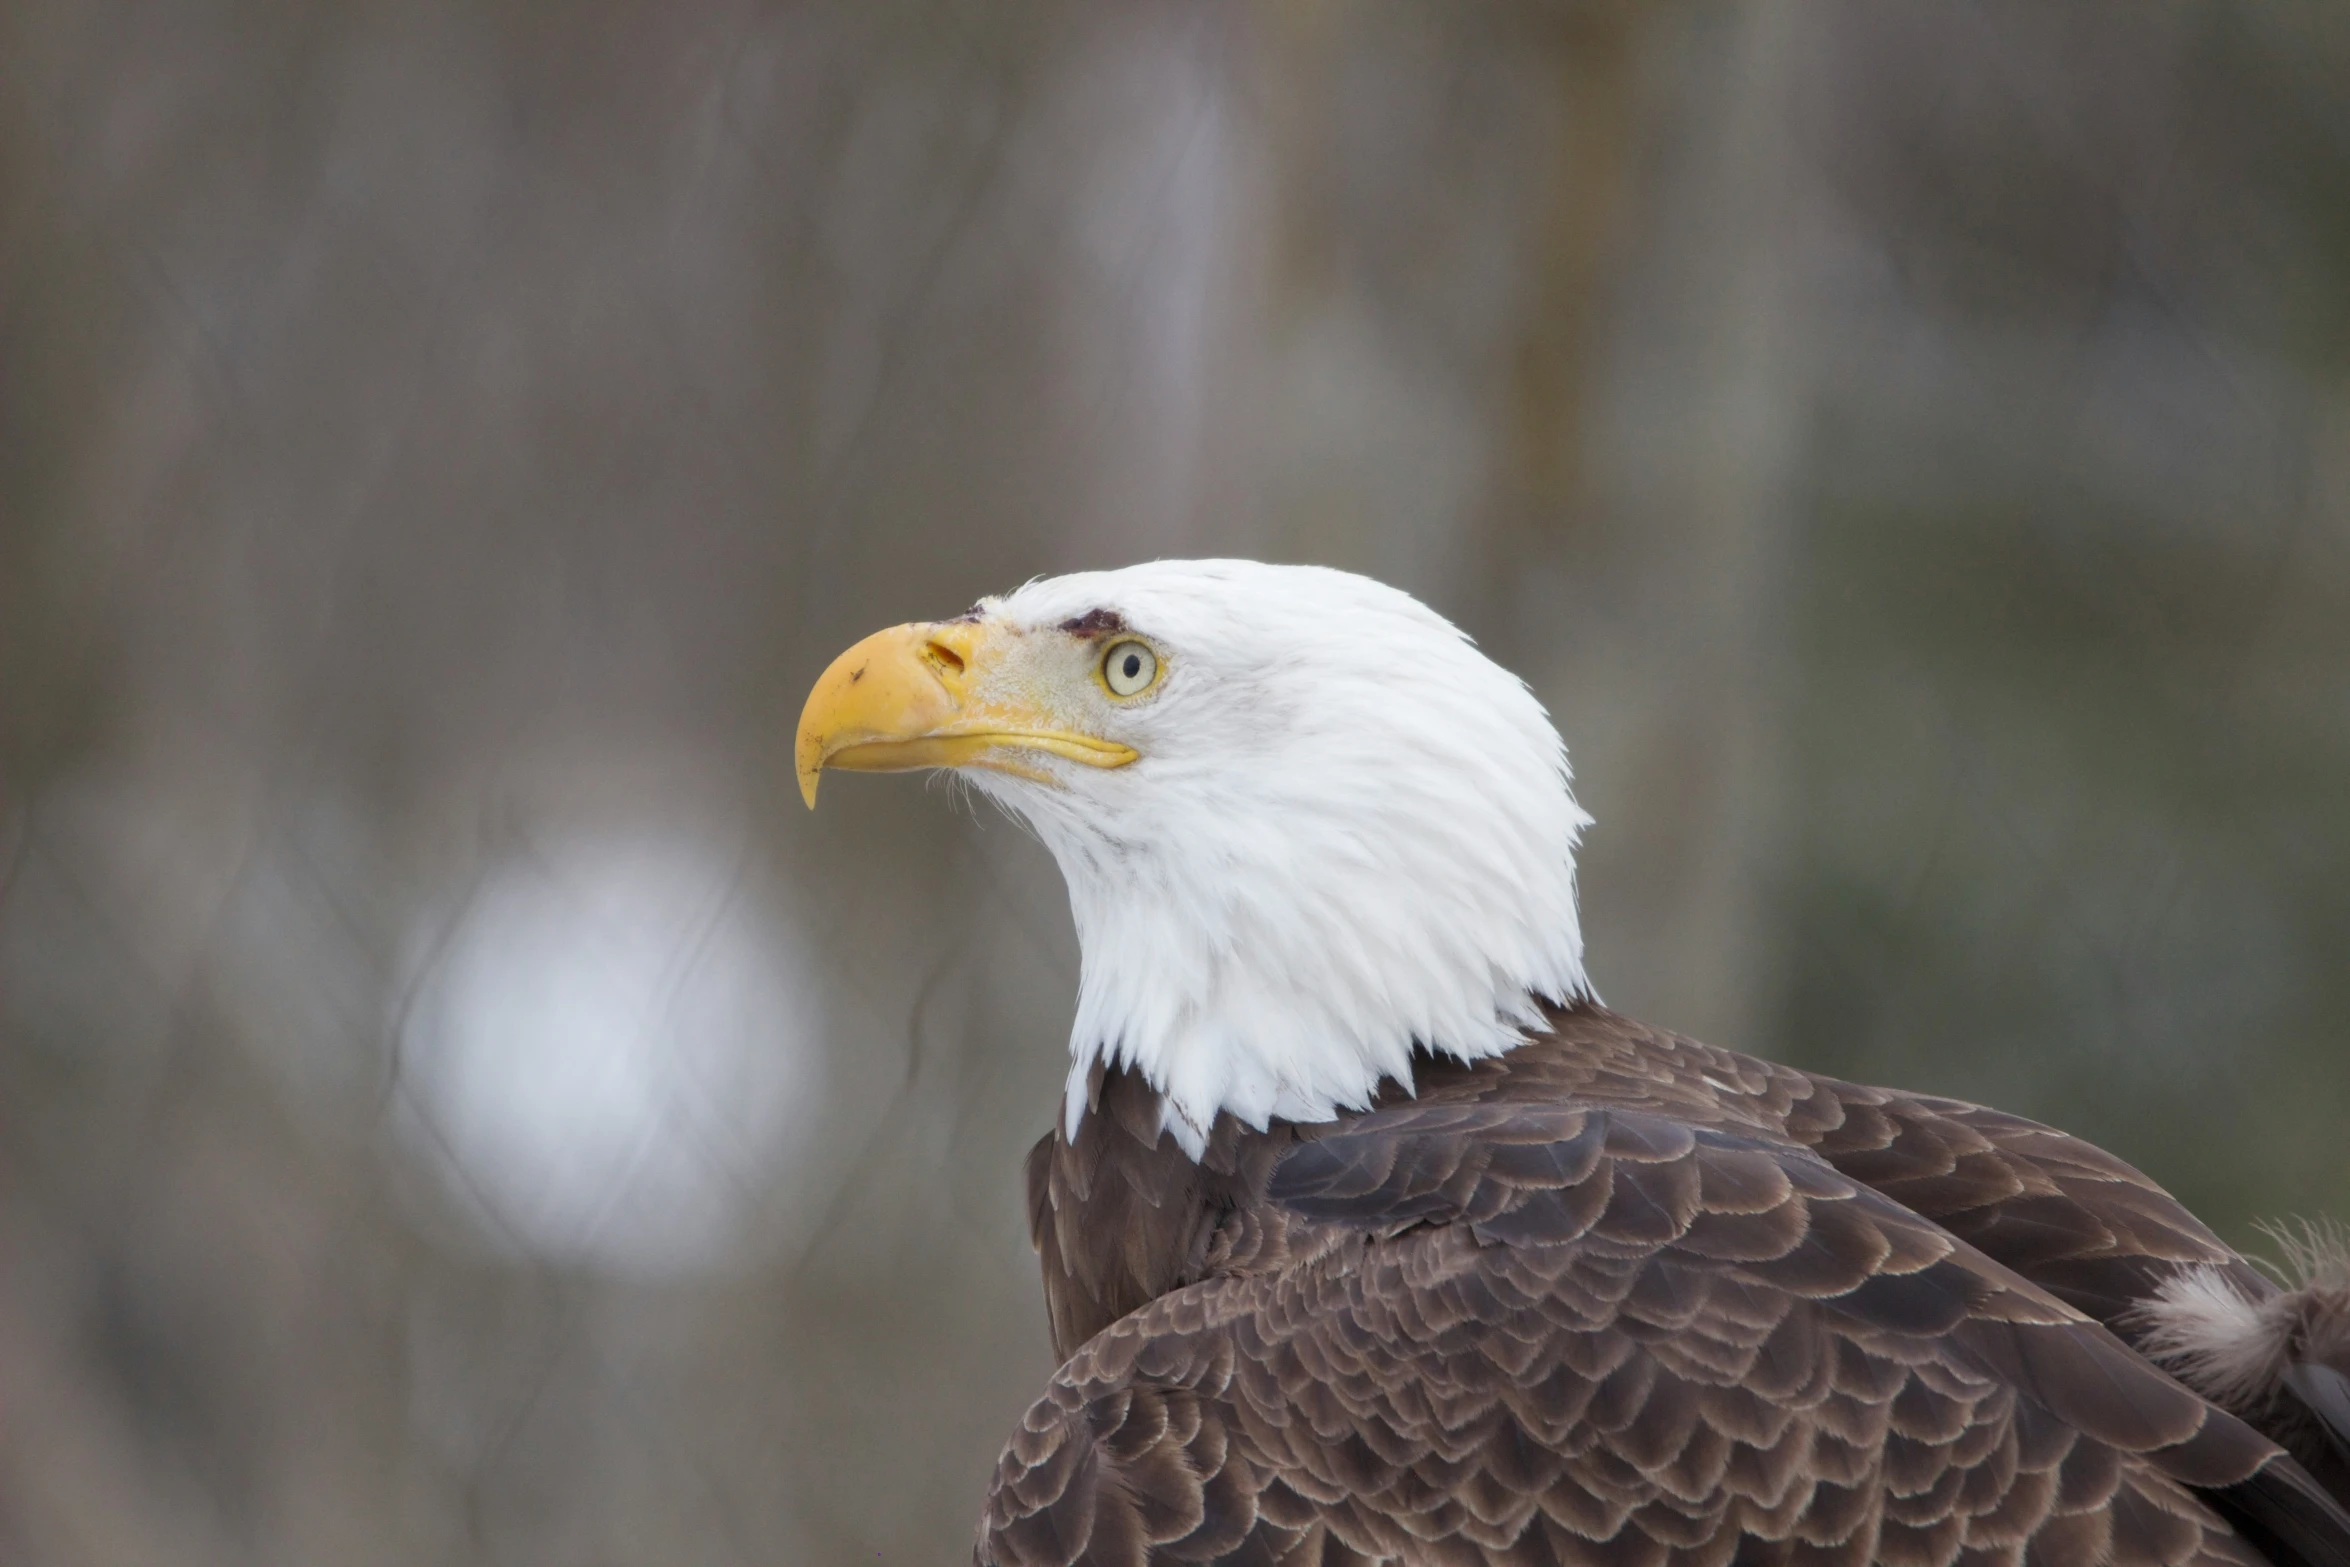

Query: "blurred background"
<box><xmin>3</xmin><ymin>1</ymin><xmax>2348</xmax><ymax>1560</ymax></box>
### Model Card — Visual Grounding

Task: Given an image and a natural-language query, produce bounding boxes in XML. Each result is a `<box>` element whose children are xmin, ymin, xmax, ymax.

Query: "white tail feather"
<box><xmin>2137</xmin><ymin>1219</ymin><xmax>2350</xmax><ymax>1415</ymax></box>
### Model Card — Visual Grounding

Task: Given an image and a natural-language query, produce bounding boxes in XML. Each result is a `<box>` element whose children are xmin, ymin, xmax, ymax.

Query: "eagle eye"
<box><xmin>1100</xmin><ymin>639</ymin><xmax>1158</xmax><ymax>698</ymax></box>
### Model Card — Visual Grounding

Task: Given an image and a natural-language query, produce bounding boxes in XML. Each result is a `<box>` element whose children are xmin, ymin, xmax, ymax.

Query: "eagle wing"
<box><xmin>978</xmin><ymin>1103</ymin><xmax>2348</xmax><ymax>1567</ymax></box>
<box><xmin>1478</xmin><ymin>1017</ymin><xmax>2350</xmax><ymax>1490</ymax></box>
<box><xmin>1782</xmin><ymin>1080</ymin><xmax>2267</xmax><ymax>1327</ymax></box>
<box><xmin>1672</xmin><ymin>1053</ymin><xmax>2350</xmax><ymax>1495</ymax></box>
<box><xmin>1478</xmin><ymin>1016</ymin><xmax>2269</xmax><ymax>1329</ymax></box>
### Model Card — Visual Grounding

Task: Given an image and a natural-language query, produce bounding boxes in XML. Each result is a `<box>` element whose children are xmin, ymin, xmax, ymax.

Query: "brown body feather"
<box><xmin>985</xmin><ymin>1004</ymin><xmax>2350</xmax><ymax>1566</ymax></box>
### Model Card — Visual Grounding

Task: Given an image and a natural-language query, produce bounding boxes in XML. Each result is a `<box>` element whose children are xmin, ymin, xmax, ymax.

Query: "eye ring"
<box><xmin>1099</xmin><ymin>639</ymin><xmax>1159</xmax><ymax>699</ymax></box>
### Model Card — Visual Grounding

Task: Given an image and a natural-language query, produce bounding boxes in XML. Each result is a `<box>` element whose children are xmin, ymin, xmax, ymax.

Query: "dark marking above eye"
<box><xmin>947</xmin><ymin>604</ymin><xmax>986</xmax><ymax>624</ymax></box>
<box><xmin>1059</xmin><ymin>608</ymin><xmax>1127</xmax><ymax>637</ymax></box>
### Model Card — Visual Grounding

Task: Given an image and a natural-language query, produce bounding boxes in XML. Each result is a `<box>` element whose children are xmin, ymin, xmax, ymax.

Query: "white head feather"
<box><xmin>955</xmin><ymin>560</ymin><xmax>1593</xmax><ymax>1157</ymax></box>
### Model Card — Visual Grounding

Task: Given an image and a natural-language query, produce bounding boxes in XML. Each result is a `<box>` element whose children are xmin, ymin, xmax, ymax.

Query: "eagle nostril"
<box><xmin>922</xmin><ymin>640</ymin><xmax>967</xmax><ymax>677</ymax></box>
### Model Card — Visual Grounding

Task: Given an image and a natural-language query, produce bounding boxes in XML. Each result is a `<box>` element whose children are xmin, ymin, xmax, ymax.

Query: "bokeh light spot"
<box><xmin>396</xmin><ymin>832</ymin><xmax>820</xmax><ymax>1277</ymax></box>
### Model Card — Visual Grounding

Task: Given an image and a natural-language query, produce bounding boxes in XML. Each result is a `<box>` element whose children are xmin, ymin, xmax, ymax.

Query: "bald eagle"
<box><xmin>797</xmin><ymin>560</ymin><xmax>2350</xmax><ymax>1567</ymax></box>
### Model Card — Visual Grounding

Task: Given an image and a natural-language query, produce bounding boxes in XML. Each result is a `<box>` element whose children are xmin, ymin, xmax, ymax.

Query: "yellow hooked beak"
<box><xmin>795</xmin><ymin>620</ymin><xmax>1138</xmax><ymax>807</ymax></box>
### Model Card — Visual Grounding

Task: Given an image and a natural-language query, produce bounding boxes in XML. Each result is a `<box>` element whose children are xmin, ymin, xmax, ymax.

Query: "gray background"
<box><xmin>3</xmin><ymin>3</ymin><xmax>2347</xmax><ymax>1561</ymax></box>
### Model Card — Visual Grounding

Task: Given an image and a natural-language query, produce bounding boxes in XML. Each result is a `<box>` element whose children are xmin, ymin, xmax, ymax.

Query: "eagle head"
<box><xmin>797</xmin><ymin>560</ymin><xmax>1593</xmax><ymax>1156</ymax></box>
